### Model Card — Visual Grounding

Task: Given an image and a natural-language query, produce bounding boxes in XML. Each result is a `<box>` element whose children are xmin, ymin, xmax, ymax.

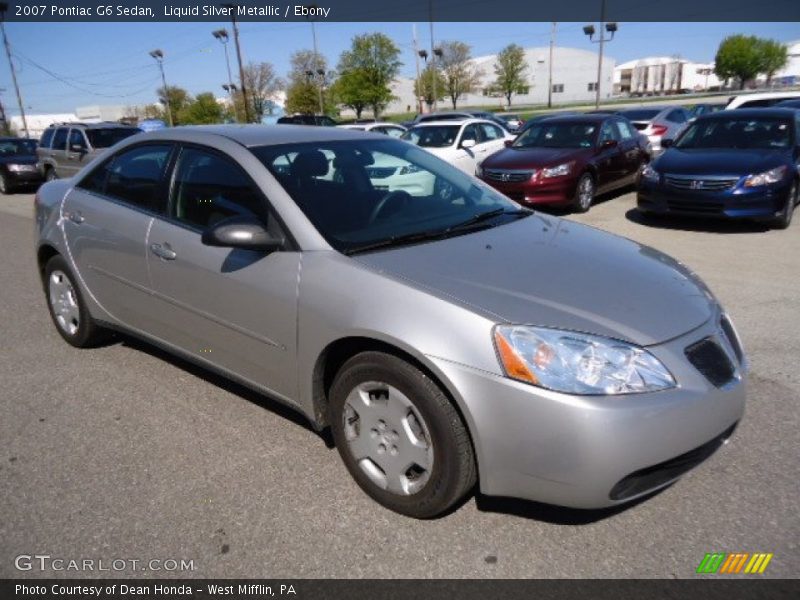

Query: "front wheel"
<box><xmin>329</xmin><ymin>351</ymin><xmax>476</xmax><ymax>518</ymax></box>
<box><xmin>773</xmin><ymin>181</ymin><xmax>797</xmax><ymax>230</ymax></box>
<box><xmin>45</xmin><ymin>167</ymin><xmax>58</xmax><ymax>182</ymax></box>
<box><xmin>573</xmin><ymin>173</ymin><xmax>595</xmax><ymax>213</ymax></box>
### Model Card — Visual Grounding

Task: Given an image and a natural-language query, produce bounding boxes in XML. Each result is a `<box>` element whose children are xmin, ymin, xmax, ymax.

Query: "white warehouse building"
<box><xmin>614</xmin><ymin>57</ymin><xmax>722</xmax><ymax>96</ymax></box>
<box><xmin>382</xmin><ymin>45</ymin><xmax>615</xmax><ymax>114</ymax></box>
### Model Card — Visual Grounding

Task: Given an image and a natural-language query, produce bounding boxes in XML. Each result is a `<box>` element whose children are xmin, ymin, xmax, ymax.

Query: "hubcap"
<box><xmin>343</xmin><ymin>381</ymin><xmax>434</xmax><ymax>496</ymax></box>
<box><xmin>48</xmin><ymin>270</ymin><xmax>80</xmax><ymax>336</ymax></box>
<box><xmin>579</xmin><ymin>177</ymin><xmax>593</xmax><ymax>208</ymax></box>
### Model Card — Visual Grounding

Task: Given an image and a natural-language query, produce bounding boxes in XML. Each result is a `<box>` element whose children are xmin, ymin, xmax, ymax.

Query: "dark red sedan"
<box><xmin>476</xmin><ymin>114</ymin><xmax>650</xmax><ymax>212</ymax></box>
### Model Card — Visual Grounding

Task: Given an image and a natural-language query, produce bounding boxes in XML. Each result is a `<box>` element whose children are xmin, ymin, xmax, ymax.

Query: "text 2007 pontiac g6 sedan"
<box><xmin>35</xmin><ymin>126</ymin><xmax>746</xmax><ymax>518</ymax></box>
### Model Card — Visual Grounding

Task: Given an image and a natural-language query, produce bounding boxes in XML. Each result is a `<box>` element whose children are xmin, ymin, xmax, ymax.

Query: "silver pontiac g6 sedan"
<box><xmin>34</xmin><ymin>125</ymin><xmax>746</xmax><ymax>518</ymax></box>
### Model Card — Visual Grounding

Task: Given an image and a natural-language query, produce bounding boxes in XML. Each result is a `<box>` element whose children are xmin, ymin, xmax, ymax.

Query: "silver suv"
<box><xmin>37</xmin><ymin>122</ymin><xmax>141</xmax><ymax>181</ymax></box>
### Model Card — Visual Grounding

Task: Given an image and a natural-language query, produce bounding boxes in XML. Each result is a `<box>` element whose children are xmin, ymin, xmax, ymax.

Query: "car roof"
<box><xmin>698</xmin><ymin>107</ymin><xmax>798</xmax><ymax>120</ymax></box>
<box><xmin>409</xmin><ymin>118</ymin><xmax>497</xmax><ymax>128</ymax></box>
<box><xmin>48</xmin><ymin>122</ymin><xmax>138</xmax><ymax>129</ymax></box>
<box><xmin>137</xmin><ymin>124</ymin><xmax>387</xmax><ymax>147</ymax></box>
<box><xmin>533</xmin><ymin>113</ymin><xmax>614</xmax><ymax>124</ymax></box>
<box><xmin>728</xmin><ymin>91</ymin><xmax>800</xmax><ymax>101</ymax></box>
<box><xmin>616</xmin><ymin>106</ymin><xmax>673</xmax><ymax>114</ymax></box>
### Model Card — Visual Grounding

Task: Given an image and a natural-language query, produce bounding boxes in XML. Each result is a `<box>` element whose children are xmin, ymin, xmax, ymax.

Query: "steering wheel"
<box><xmin>368</xmin><ymin>190</ymin><xmax>413</xmax><ymax>223</ymax></box>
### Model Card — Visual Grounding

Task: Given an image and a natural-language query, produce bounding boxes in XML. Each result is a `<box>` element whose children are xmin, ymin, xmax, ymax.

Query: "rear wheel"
<box><xmin>773</xmin><ymin>181</ymin><xmax>797</xmax><ymax>230</ymax></box>
<box><xmin>44</xmin><ymin>255</ymin><xmax>109</xmax><ymax>347</ymax></box>
<box><xmin>330</xmin><ymin>351</ymin><xmax>476</xmax><ymax>518</ymax></box>
<box><xmin>573</xmin><ymin>173</ymin><xmax>595</xmax><ymax>213</ymax></box>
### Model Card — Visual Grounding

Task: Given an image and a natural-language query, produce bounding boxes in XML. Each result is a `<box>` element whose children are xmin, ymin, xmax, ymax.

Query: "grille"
<box><xmin>664</xmin><ymin>175</ymin><xmax>739</xmax><ymax>191</ymax></box>
<box><xmin>483</xmin><ymin>169</ymin><xmax>534</xmax><ymax>183</ymax></box>
<box><xmin>665</xmin><ymin>198</ymin><xmax>725</xmax><ymax>214</ymax></box>
<box><xmin>366</xmin><ymin>167</ymin><xmax>397</xmax><ymax>179</ymax></box>
<box><xmin>685</xmin><ymin>337</ymin><xmax>736</xmax><ymax>388</ymax></box>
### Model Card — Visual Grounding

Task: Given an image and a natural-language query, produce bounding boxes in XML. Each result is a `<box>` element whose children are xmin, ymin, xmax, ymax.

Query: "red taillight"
<box><xmin>650</xmin><ymin>125</ymin><xmax>668</xmax><ymax>136</ymax></box>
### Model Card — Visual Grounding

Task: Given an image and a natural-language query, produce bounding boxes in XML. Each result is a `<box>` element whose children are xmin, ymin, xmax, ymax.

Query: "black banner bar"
<box><xmin>2</xmin><ymin>0</ymin><xmax>800</xmax><ymax>22</ymax></box>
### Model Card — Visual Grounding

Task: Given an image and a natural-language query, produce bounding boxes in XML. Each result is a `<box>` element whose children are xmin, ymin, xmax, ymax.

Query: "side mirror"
<box><xmin>503</xmin><ymin>140</ymin><xmax>513</xmax><ymax>148</ymax></box>
<box><xmin>461</xmin><ymin>138</ymin><xmax>477</xmax><ymax>149</ymax></box>
<box><xmin>201</xmin><ymin>215</ymin><xmax>285</xmax><ymax>251</ymax></box>
<box><xmin>661</xmin><ymin>138</ymin><xmax>674</xmax><ymax>149</ymax></box>
<box><xmin>600</xmin><ymin>139</ymin><xmax>618</xmax><ymax>150</ymax></box>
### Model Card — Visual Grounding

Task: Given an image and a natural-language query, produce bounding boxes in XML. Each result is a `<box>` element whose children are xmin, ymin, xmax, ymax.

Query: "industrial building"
<box><xmin>613</xmin><ymin>57</ymin><xmax>721</xmax><ymax>95</ymax></box>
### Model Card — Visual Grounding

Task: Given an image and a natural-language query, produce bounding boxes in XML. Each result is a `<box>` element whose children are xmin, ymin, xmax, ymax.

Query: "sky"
<box><xmin>1</xmin><ymin>21</ymin><xmax>799</xmax><ymax>116</ymax></box>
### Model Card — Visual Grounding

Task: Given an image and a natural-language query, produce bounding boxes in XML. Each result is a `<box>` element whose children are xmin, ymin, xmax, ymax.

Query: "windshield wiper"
<box><xmin>344</xmin><ymin>209</ymin><xmax>531</xmax><ymax>256</ymax></box>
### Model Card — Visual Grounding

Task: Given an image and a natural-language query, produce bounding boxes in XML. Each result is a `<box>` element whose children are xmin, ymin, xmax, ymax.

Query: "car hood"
<box><xmin>482</xmin><ymin>147</ymin><xmax>591</xmax><ymax>170</ymax></box>
<box><xmin>354</xmin><ymin>215</ymin><xmax>715</xmax><ymax>346</ymax></box>
<box><xmin>654</xmin><ymin>148</ymin><xmax>788</xmax><ymax>176</ymax></box>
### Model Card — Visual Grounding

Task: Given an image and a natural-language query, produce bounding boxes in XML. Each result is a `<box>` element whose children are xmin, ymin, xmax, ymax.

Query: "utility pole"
<box><xmin>429</xmin><ymin>0</ymin><xmax>437</xmax><ymax>112</ymax></box>
<box><xmin>0</xmin><ymin>4</ymin><xmax>29</xmax><ymax>138</ymax></box>
<box><xmin>413</xmin><ymin>25</ymin><xmax>424</xmax><ymax>115</ymax></box>
<box><xmin>222</xmin><ymin>3</ymin><xmax>251</xmax><ymax>123</ymax></box>
<box><xmin>547</xmin><ymin>22</ymin><xmax>557</xmax><ymax>109</ymax></box>
<box><xmin>149</xmin><ymin>49</ymin><xmax>173</xmax><ymax>127</ymax></box>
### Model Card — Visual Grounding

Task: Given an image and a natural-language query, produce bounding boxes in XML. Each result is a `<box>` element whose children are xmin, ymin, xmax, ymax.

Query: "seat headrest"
<box><xmin>290</xmin><ymin>151</ymin><xmax>329</xmax><ymax>178</ymax></box>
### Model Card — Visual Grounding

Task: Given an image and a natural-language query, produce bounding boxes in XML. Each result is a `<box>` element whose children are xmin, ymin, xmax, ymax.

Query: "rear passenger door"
<box><xmin>595</xmin><ymin>121</ymin><xmax>626</xmax><ymax>192</ymax></box>
<box><xmin>613</xmin><ymin>119</ymin><xmax>645</xmax><ymax>182</ymax></box>
<box><xmin>63</xmin><ymin>129</ymin><xmax>90</xmax><ymax>178</ymax></box>
<box><xmin>145</xmin><ymin>145</ymin><xmax>301</xmax><ymax>401</ymax></box>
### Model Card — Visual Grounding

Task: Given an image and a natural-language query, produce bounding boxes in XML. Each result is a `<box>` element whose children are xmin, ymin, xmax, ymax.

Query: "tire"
<box><xmin>0</xmin><ymin>172</ymin><xmax>12</xmax><ymax>194</ymax></box>
<box><xmin>43</xmin><ymin>255</ymin><xmax>109</xmax><ymax>348</ymax></box>
<box><xmin>329</xmin><ymin>351</ymin><xmax>476</xmax><ymax>518</ymax></box>
<box><xmin>573</xmin><ymin>172</ymin><xmax>595</xmax><ymax>213</ymax></box>
<box><xmin>773</xmin><ymin>181</ymin><xmax>797</xmax><ymax>230</ymax></box>
<box><xmin>45</xmin><ymin>167</ymin><xmax>58</xmax><ymax>182</ymax></box>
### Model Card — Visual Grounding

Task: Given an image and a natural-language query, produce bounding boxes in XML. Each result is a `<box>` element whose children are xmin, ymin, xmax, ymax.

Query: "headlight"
<box><xmin>743</xmin><ymin>166</ymin><xmax>786</xmax><ymax>187</ymax></box>
<box><xmin>494</xmin><ymin>325</ymin><xmax>676</xmax><ymax>395</ymax></box>
<box><xmin>541</xmin><ymin>162</ymin><xmax>573</xmax><ymax>178</ymax></box>
<box><xmin>640</xmin><ymin>163</ymin><xmax>659</xmax><ymax>182</ymax></box>
<box><xmin>7</xmin><ymin>164</ymin><xmax>32</xmax><ymax>172</ymax></box>
<box><xmin>475</xmin><ymin>164</ymin><xmax>483</xmax><ymax>178</ymax></box>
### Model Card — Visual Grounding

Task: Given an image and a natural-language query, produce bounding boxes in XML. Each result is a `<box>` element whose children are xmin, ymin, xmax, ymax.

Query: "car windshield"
<box><xmin>251</xmin><ymin>138</ymin><xmax>526</xmax><ymax>254</ymax></box>
<box><xmin>0</xmin><ymin>139</ymin><xmax>37</xmax><ymax>155</ymax></box>
<box><xmin>618</xmin><ymin>109</ymin><xmax>661</xmax><ymax>121</ymax></box>
<box><xmin>85</xmin><ymin>128</ymin><xmax>141</xmax><ymax>149</ymax></box>
<box><xmin>675</xmin><ymin>117</ymin><xmax>793</xmax><ymax>150</ymax></box>
<box><xmin>401</xmin><ymin>125</ymin><xmax>461</xmax><ymax>148</ymax></box>
<box><xmin>512</xmin><ymin>122</ymin><xmax>597</xmax><ymax>149</ymax></box>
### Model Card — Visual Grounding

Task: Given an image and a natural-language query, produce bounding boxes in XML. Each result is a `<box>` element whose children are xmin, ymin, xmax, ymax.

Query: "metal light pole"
<box><xmin>149</xmin><ymin>49</ymin><xmax>173</xmax><ymax>127</ymax></box>
<box><xmin>221</xmin><ymin>3</ymin><xmax>251</xmax><ymax>123</ymax></box>
<box><xmin>583</xmin><ymin>0</ymin><xmax>617</xmax><ymax>109</ymax></box>
<box><xmin>222</xmin><ymin>83</ymin><xmax>238</xmax><ymax>121</ymax></box>
<box><xmin>0</xmin><ymin>3</ymin><xmax>28</xmax><ymax>138</ymax></box>
<box><xmin>547</xmin><ymin>22</ymin><xmax>557</xmax><ymax>109</ymax></box>
<box><xmin>310</xmin><ymin>20</ymin><xmax>324</xmax><ymax>115</ymax></box>
<box><xmin>428</xmin><ymin>1</ymin><xmax>438</xmax><ymax>112</ymax></box>
<box><xmin>213</xmin><ymin>29</ymin><xmax>239</xmax><ymax>122</ymax></box>
<box><xmin>412</xmin><ymin>25</ymin><xmax>424</xmax><ymax>114</ymax></box>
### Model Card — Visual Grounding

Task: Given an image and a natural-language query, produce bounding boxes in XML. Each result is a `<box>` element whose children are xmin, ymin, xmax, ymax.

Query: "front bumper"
<box><xmin>480</xmin><ymin>176</ymin><xmax>577</xmax><ymax>207</ymax></box>
<box><xmin>428</xmin><ymin>316</ymin><xmax>746</xmax><ymax>509</ymax></box>
<box><xmin>5</xmin><ymin>168</ymin><xmax>43</xmax><ymax>186</ymax></box>
<box><xmin>638</xmin><ymin>180</ymin><xmax>790</xmax><ymax>220</ymax></box>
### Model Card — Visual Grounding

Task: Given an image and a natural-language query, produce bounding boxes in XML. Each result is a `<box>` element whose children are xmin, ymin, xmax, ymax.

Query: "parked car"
<box><xmin>338</xmin><ymin>122</ymin><xmax>407</xmax><ymax>137</ymax></box>
<box><xmin>477</xmin><ymin>113</ymin><xmax>650</xmax><ymax>212</ymax></box>
<box><xmin>0</xmin><ymin>137</ymin><xmax>42</xmax><ymax>193</ymax></box>
<box><xmin>725</xmin><ymin>92</ymin><xmax>800</xmax><ymax>110</ymax></box>
<box><xmin>276</xmin><ymin>114</ymin><xmax>338</xmax><ymax>126</ymax></box>
<box><xmin>773</xmin><ymin>98</ymin><xmax>800</xmax><ymax>110</ymax></box>
<box><xmin>401</xmin><ymin>118</ymin><xmax>514</xmax><ymax>176</ymax></box>
<box><xmin>37</xmin><ymin>122</ymin><xmax>142</xmax><ymax>181</ymax></box>
<box><xmin>689</xmin><ymin>103</ymin><xmax>725</xmax><ymax>119</ymax></box>
<box><xmin>494</xmin><ymin>113</ymin><xmax>524</xmax><ymax>133</ymax></box>
<box><xmin>34</xmin><ymin>125</ymin><xmax>745</xmax><ymax>517</ymax></box>
<box><xmin>464</xmin><ymin>111</ymin><xmax>514</xmax><ymax>133</ymax></box>
<box><xmin>615</xmin><ymin>106</ymin><xmax>690</xmax><ymax>154</ymax></box>
<box><xmin>516</xmin><ymin>111</ymin><xmax>582</xmax><ymax>134</ymax></box>
<box><xmin>637</xmin><ymin>108</ymin><xmax>800</xmax><ymax>229</ymax></box>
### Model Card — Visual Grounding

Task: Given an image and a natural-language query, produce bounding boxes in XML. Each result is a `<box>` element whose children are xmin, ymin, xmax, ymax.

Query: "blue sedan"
<box><xmin>637</xmin><ymin>108</ymin><xmax>800</xmax><ymax>229</ymax></box>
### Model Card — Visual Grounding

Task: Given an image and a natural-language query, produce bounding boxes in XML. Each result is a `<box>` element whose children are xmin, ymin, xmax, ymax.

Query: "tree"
<box><xmin>758</xmin><ymin>39</ymin><xmax>788</xmax><ymax>86</ymax></box>
<box><xmin>333</xmin><ymin>33</ymin><xmax>402</xmax><ymax>119</ymax></box>
<box><xmin>714</xmin><ymin>35</ymin><xmax>765</xmax><ymax>90</ymax></box>
<box><xmin>156</xmin><ymin>85</ymin><xmax>191</xmax><ymax>124</ymax></box>
<box><xmin>284</xmin><ymin>49</ymin><xmax>336</xmax><ymax>115</ymax></box>
<box><xmin>178</xmin><ymin>92</ymin><xmax>225</xmax><ymax>125</ymax></box>
<box><xmin>438</xmin><ymin>41</ymin><xmax>483</xmax><ymax>109</ymax></box>
<box><xmin>492</xmin><ymin>44</ymin><xmax>529</xmax><ymax>107</ymax></box>
<box><xmin>241</xmin><ymin>61</ymin><xmax>284</xmax><ymax>122</ymax></box>
<box><xmin>414</xmin><ymin>65</ymin><xmax>446</xmax><ymax>111</ymax></box>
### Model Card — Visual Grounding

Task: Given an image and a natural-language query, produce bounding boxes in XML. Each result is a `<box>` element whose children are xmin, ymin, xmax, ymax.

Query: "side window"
<box><xmin>666</xmin><ymin>110</ymin><xmax>687</xmax><ymax>124</ymax></box>
<box><xmin>77</xmin><ymin>157</ymin><xmax>114</xmax><ymax>195</ymax></box>
<box><xmin>68</xmin><ymin>129</ymin><xmax>87</xmax><ymax>150</ymax></box>
<box><xmin>39</xmin><ymin>128</ymin><xmax>55</xmax><ymax>149</ymax></box>
<box><xmin>480</xmin><ymin>123</ymin><xmax>504</xmax><ymax>141</ymax></box>
<box><xmin>599</xmin><ymin>121</ymin><xmax>619</xmax><ymax>144</ymax></box>
<box><xmin>460</xmin><ymin>124</ymin><xmax>479</xmax><ymax>145</ymax></box>
<box><xmin>104</xmin><ymin>145</ymin><xmax>172</xmax><ymax>212</ymax></box>
<box><xmin>614</xmin><ymin>119</ymin><xmax>634</xmax><ymax>140</ymax></box>
<box><xmin>171</xmin><ymin>147</ymin><xmax>266</xmax><ymax>230</ymax></box>
<box><xmin>51</xmin><ymin>128</ymin><xmax>69</xmax><ymax>151</ymax></box>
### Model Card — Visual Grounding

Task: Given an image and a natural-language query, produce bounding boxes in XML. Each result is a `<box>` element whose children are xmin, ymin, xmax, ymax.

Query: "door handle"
<box><xmin>150</xmin><ymin>243</ymin><xmax>177</xmax><ymax>260</ymax></box>
<box><xmin>66</xmin><ymin>211</ymin><xmax>84</xmax><ymax>224</ymax></box>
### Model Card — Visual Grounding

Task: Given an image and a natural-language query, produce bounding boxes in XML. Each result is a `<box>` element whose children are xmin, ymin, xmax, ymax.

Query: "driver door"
<box><xmin>145</xmin><ymin>145</ymin><xmax>301</xmax><ymax>402</ymax></box>
<box><xmin>453</xmin><ymin>124</ymin><xmax>481</xmax><ymax>174</ymax></box>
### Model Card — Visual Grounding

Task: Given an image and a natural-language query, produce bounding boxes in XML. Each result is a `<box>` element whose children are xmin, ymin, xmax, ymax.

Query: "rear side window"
<box><xmin>170</xmin><ymin>147</ymin><xmax>266</xmax><ymax>230</ymax></box>
<box><xmin>51</xmin><ymin>128</ymin><xmax>69</xmax><ymax>151</ymax></box>
<box><xmin>39</xmin><ymin>128</ymin><xmax>55</xmax><ymax>149</ymax></box>
<box><xmin>85</xmin><ymin>127</ymin><xmax>140</xmax><ymax>149</ymax></box>
<box><xmin>480</xmin><ymin>123</ymin><xmax>505</xmax><ymax>141</ymax></box>
<box><xmin>614</xmin><ymin>119</ymin><xmax>635</xmax><ymax>140</ymax></box>
<box><xmin>666</xmin><ymin>110</ymin><xmax>688</xmax><ymax>123</ymax></box>
<box><xmin>81</xmin><ymin>145</ymin><xmax>172</xmax><ymax>212</ymax></box>
<box><xmin>69</xmin><ymin>129</ymin><xmax>87</xmax><ymax>150</ymax></box>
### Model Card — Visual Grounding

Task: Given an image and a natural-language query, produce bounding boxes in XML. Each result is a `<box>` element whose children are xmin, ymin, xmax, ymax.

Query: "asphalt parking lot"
<box><xmin>1</xmin><ymin>188</ymin><xmax>798</xmax><ymax>579</ymax></box>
